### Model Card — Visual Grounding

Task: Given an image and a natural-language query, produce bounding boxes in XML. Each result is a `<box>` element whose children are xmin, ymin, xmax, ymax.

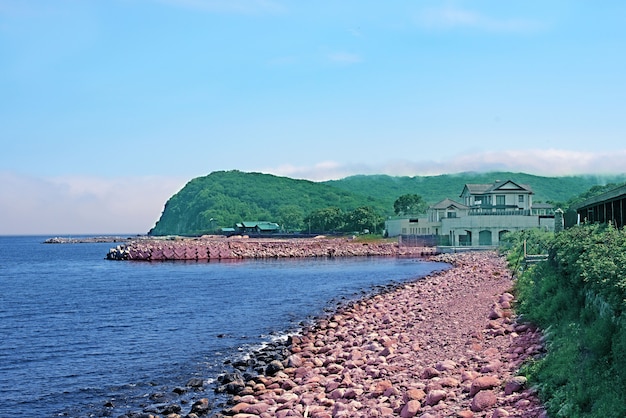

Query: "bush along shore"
<box><xmin>115</xmin><ymin>251</ymin><xmax>547</xmax><ymax>418</ymax></box>
<box><xmin>509</xmin><ymin>225</ymin><xmax>626</xmax><ymax>417</ymax></box>
<box><xmin>105</xmin><ymin>237</ymin><xmax>435</xmax><ymax>261</ymax></box>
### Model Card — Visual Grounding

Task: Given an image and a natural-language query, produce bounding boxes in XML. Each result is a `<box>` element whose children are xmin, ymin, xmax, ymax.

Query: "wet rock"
<box><xmin>265</xmin><ymin>359</ymin><xmax>285</xmax><ymax>376</ymax></box>
<box><xmin>190</xmin><ymin>398</ymin><xmax>210</xmax><ymax>415</ymax></box>
<box><xmin>186</xmin><ymin>377</ymin><xmax>204</xmax><ymax>388</ymax></box>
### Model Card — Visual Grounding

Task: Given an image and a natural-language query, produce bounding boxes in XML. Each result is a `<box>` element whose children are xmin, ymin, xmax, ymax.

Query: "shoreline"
<box><xmin>211</xmin><ymin>251</ymin><xmax>546</xmax><ymax>418</ymax></box>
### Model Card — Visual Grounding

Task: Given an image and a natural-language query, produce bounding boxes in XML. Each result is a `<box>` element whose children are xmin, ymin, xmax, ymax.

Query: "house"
<box><xmin>385</xmin><ymin>180</ymin><xmax>556</xmax><ymax>247</ymax></box>
<box><xmin>235</xmin><ymin>221</ymin><xmax>281</xmax><ymax>234</ymax></box>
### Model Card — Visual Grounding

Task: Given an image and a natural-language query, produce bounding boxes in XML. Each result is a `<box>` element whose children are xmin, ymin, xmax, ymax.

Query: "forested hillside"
<box><xmin>148</xmin><ymin>170</ymin><xmax>626</xmax><ymax>236</ymax></box>
<box><xmin>149</xmin><ymin>171</ymin><xmax>388</xmax><ymax>236</ymax></box>
<box><xmin>324</xmin><ymin>172</ymin><xmax>626</xmax><ymax>206</ymax></box>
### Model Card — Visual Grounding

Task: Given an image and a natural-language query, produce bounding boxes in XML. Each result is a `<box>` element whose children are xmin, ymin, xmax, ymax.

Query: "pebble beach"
<box><xmin>211</xmin><ymin>251</ymin><xmax>546</xmax><ymax>418</ymax></box>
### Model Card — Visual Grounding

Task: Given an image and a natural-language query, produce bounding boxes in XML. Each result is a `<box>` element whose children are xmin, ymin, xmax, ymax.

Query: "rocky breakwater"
<box><xmin>106</xmin><ymin>237</ymin><xmax>432</xmax><ymax>261</ymax></box>
<box><xmin>213</xmin><ymin>251</ymin><xmax>546</xmax><ymax>418</ymax></box>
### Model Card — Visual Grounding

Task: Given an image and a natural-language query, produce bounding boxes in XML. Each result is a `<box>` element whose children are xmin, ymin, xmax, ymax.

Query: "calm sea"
<box><xmin>0</xmin><ymin>236</ymin><xmax>449</xmax><ymax>417</ymax></box>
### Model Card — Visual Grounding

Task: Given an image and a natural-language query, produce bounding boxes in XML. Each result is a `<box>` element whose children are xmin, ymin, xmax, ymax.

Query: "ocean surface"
<box><xmin>0</xmin><ymin>235</ymin><xmax>449</xmax><ymax>417</ymax></box>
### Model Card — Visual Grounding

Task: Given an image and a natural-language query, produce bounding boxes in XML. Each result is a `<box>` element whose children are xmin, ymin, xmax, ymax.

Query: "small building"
<box><xmin>235</xmin><ymin>221</ymin><xmax>281</xmax><ymax>234</ymax></box>
<box><xmin>573</xmin><ymin>184</ymin><xmax>626</xmax><ymax>228</ymax></box>
<box><xmin>386</xmin><ymin>180</ymin><xmax>556</xmax><ymax>247</ymax></box>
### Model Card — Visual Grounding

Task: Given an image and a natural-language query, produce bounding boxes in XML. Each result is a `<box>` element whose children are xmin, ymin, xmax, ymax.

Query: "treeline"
<box><xmin>504</xmin><ymin>225</ymin><xmax>626</xmax><ymax>417</ymax></box>
<box><xmin>325</xmin><ymin>172</ymin><xmax>626</xmax><ymax>208</ymax></box>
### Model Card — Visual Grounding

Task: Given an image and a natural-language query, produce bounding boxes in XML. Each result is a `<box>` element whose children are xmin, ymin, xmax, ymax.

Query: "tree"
<box><xmin>304</xmin><ymin>207</ymin><xmax>344</xmax><ymax>233</ymax></box>
<box><xmin>344</xmin><ymin>206</ymin><xmax>384</xmax><ymax>234</ymax></box>
<box><xmin>276</xmin><ymin>205</ymin><xmax>304</xmax><ymax>232</ymax></box>
<box><xmin>393</xmin><ymin>194</ymin><xmax>427</xmax><ymax>216</ymax></box>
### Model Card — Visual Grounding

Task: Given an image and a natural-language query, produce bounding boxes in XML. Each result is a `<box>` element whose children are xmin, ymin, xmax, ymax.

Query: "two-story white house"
<box><xmin>385</xmin><ymin>180</ymin><xmax>556</xmax><ymax>247</ymax></box>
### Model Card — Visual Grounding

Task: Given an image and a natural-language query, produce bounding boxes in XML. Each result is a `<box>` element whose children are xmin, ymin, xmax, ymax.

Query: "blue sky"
<box><xmin>1</xmin><ymin>0</ymin><xmax>625</xmax><ymax>234</ymax></box>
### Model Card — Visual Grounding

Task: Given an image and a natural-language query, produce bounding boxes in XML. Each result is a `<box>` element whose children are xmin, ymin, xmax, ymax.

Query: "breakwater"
<box><xmin>106</xmin><ymin>237</ymin><xmax>433</xmax><ymax>261</ymax></box>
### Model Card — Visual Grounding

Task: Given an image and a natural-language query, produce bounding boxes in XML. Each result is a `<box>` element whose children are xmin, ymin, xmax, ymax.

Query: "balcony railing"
<box><xmin>468</xmin><ymin>209</ymin><xmax>531</xmax><ymax>216</ymax></box>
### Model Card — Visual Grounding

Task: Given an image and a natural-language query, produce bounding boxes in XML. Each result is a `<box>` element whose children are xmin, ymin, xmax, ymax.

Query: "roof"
<box><xmin>429</xmin><ymin>198</ymin><xmax>469</xmax><ymax>210</ymax></box>
<box><xmin>572</xmin><ymin>184</ymin><xmax>626</xmax><ymax>211</ymax></box>
<box><xmin>237</xmin><ymin>221</ymin><xmax>280</xmax><ymax>230</ymax></box>
<box><xmin>531</xmin><ymin>203</ymin><xmax>554</xmax><ymax>209</ymax></box>
<box><xmin>461</xmin><ymin>180</ymin><xmax>533</xmax><ymax>197</ymax></box>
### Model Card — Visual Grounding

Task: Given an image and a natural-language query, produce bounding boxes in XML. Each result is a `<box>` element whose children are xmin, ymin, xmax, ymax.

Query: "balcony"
<box><xmin>468</xmin><ymin>206</ymin><xmax>531</xmax><ymax>216</ymax></box>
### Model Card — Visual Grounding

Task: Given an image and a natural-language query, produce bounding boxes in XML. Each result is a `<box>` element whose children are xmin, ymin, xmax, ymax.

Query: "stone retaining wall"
<box><xmin>106</xmin><ymin>237</ymin><xmax>434</xmax><ymax>261</ymax></box>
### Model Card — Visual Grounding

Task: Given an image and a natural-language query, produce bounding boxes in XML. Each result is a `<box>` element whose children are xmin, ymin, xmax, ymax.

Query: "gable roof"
<box><xmin>461</xmin><ymin>180</ymin><xmax>533</xmax><ymax>197</ymax></box>
<box><xmin>430</xmin><ymin>198</ymin><xmax>469</xmax><ymax>210</ymax></box>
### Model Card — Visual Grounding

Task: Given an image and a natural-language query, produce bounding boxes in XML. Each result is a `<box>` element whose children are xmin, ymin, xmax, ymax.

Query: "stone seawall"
<box><xmin>106</xmin><ymin>237</ymin><xmax>433</xmax><ymax>261</ymax></box>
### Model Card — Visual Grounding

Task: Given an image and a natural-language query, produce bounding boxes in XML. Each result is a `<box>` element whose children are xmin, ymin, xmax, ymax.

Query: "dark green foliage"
<box><xmin>325</xmin><ymin>172</ymin><xmax>626</xmax><ymax>209</ymax></box>
<box><xmin>506</xmin><ymin>225</ymin><xmax>626</xmax><ymax>417</ymax></box>
<box><xmin>149</xmin><ymin>170</ymin><xmax>390</xmax><ymax>236</ymax></box>
<box><xmin>393</xmin><ymin>194</ymin><xmax>427</xmax><ymax>215</ymax></box>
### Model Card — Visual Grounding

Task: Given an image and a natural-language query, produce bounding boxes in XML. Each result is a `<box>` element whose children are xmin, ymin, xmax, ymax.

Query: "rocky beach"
<box><xmin>207</xmin><ymin>251</ymin><xmax>546</xmax><ymax>418</ymax></box>
<box><xmin>118</xmin><ymin>250</ymin><xmax>546</xmax><ymax>418</ymax></box>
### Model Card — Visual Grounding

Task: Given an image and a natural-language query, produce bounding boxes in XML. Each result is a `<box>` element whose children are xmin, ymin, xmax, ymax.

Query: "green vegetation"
<box><xmin>393</xmin><ymin>193</ymin><xmax>428</xmax><ymax>216</ymax></box>
<box><xmin>325</xmin><ymin>172</ymin><xmax>626</xmax><ymax>207</ymax></box>
<box><xmin>149</xmin><ymin>169</ymin><xmax>626</xmax><ymax>236</ymax></box>
<box><xmin>149</xmin><ymin>170</ymin><xmax>389</xmax><ymax>236</ymax></box>
<box><xmin>502</xmin><ymin>225</ymin><xmax>626</xmax><ymax>417</ymax></box>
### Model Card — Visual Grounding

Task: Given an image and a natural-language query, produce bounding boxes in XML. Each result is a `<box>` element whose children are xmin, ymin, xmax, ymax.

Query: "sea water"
<box><xmin>0</xmin><ymin>236</ymin><xmax>449</xmax><ymax>417</ymax></box>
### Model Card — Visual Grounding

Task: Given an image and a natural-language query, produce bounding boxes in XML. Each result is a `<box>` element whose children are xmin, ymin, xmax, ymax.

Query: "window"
<box><xmin>518</xmin><ymin>195</ymin><xmax>524</xmax><ymax>203</ymax></box>
<box><xmin>496</xmin><ymin>195</ymin><xmax>505</xmax><ymax>206</ymax></box>
<box><xmin>447</xmin><ymin>212</ymin><xmax>457</xmax><ymax>218</ymax></box>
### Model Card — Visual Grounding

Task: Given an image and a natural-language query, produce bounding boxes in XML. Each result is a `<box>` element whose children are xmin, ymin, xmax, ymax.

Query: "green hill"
<box><xmin>148</xmin><ymin>170</ymin><xmax>626</xmax><ymax>236</ymax></box>
<box><xmin>323</xmin><ymin>172</ymin><xmax>626</xmax><ymax>206</ymax></box>
<box><xmin>149</xmin><ymin>170</ymin><xmax>388</xmax><ymax>236</ymax></box>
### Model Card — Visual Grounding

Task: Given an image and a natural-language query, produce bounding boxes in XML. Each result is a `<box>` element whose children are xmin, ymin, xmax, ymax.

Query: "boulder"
<box><xmin>400</xmin><ymin>400</ymin><xmax>422</xmax><ymax>417</ymax></box>
<box><xmin>504</xmin><ymin>376</ymin><xmax>527</xmax><ymax>395</ymax></box>
<box><xmin>190</xmin><ymin>398</ymin><xmax>210</xmax><ymax>415</ymax></box>
<box><xmin>470</xmin><ymin>376</ymin><xmax>501</xmax><ymax>397</ymax></box>
<box><xmin>265</xmin><ymin>360</ymin><xmax>285</xmax><ymax>376</ymax></box>
<box><xmin>425</xmin><ymin>389</ymin><xmax>447</xmax><ymax>406</ymax></box>
<box><xmin>471</xmin><ymin>390</ymin><xmax>497</xmax><ymax>412</ymax></box>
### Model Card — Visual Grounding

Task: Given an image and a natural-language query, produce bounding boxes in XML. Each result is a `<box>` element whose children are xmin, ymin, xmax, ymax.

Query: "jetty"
<box><xmin>105</xmin><ymin>236</ymin><xmax>435</xmax><ymax>261</ymax></box>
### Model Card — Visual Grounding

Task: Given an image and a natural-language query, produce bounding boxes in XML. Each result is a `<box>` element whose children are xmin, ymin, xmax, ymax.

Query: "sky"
<box><xmin>1</xmin><ymin>0</ymin><xmax>625</xmax><ymax>235</ymax></box>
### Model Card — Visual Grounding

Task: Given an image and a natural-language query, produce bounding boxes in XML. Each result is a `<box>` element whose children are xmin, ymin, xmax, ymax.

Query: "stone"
<box><xmin>186</xmin><ymin>377</ymin><xmax>204</xmax><ymax>388</ymax></box>
<box><xmin>425</xmin><ymin>389</ymin><xmax>447</xmax><ymax>406</ymax></box>
<box><xmin>190</xmin><ymin>398</ymin><xmax>210</xmax><ymax>415</ymax></box>
<box><xmin>504</xmin><ymin>376</ymin><xmax>527</xmax><ymax>395</ymax></box>
<box><xmin>405</xmin><ymin>388</ymin><xmax>426</xmax><ymax>402</ymax></box>
<box><xmin>471</xmin><ymin>390</ymin><xmax>498</xmax><ymax>412</ymax></box>
<box><xmin>491</xmin><ymin>407</ymin><xmax>510</xmax><ymax>417</ymax></box>
<box><xmin>420</xmin><ymin>367</ymin><xmax>440</xmax><ymax>379</ymax></box>
<box><xmin>266</xmin><ymin>360</ymin><xmax>285</xmax><ymax>376</ymax></box>
<box><xmin>435</xmin><ymin>359</ymin><xmax>457</xmax><ymax>371</ymax></box>
<box><xmin>400</xmin><ymin>400</ymin><xmax>421</xmax><ymax>417</ymax></box>
<box><xmin>470</xmin><ymin>376</ymin><xmax>501</xmax><ymax>397</ymax></box>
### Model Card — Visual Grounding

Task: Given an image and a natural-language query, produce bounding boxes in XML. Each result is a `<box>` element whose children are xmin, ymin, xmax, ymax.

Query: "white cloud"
<box><xmin>0</xmin><ymin>172</ymin><xmax>187</xmax><ymax>235</ymax></box>
<box><xmin>3</xmin><ymin>150</ymin><xmax>624</xmax><ymax>234</ymax></box>
<box><xmin>415</xmin><ymin>5</ymin><xmax>543</xmax><ymax>33</ymax></box>
<box><xmin>264</xmin><ymin>149</ymin><xmax>626</xmax><ymax>180</ymax></box>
